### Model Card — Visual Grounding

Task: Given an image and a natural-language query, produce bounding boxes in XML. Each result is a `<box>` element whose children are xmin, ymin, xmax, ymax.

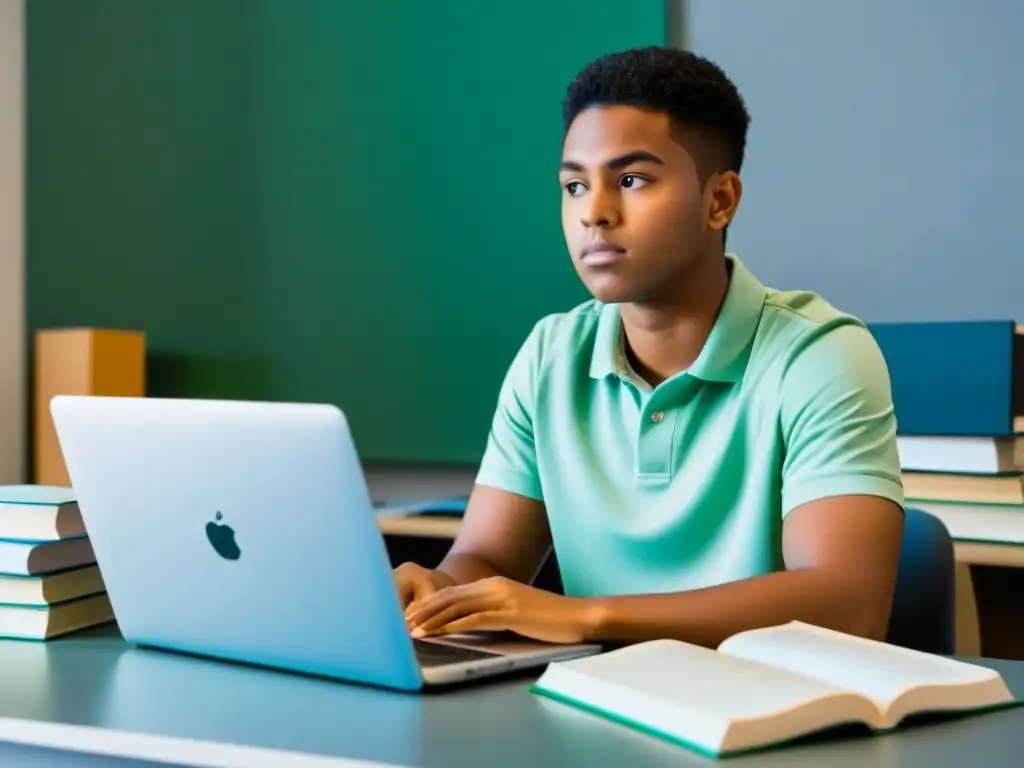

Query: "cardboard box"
<box><xmin>33</xmin><ymin>328</ymin><xmax>146</xmax><ymax>486</ymax></box>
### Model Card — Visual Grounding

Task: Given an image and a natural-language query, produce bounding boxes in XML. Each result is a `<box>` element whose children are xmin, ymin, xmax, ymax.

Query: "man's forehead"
<box><xmin>562</xmin><ymin>105</ymin><xmax>682</xmax><ymax>160</ymax></box>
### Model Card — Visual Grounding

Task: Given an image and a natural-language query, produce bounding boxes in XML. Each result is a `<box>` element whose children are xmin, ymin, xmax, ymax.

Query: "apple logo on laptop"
<box><xmin>206</xmin><ymin>511</ymin><xmax>241</xmax><ymax>560</ymax></box>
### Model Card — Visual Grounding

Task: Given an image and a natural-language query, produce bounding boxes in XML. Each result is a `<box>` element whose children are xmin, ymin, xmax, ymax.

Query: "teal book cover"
<box><xmin>0</xmin><ymin>485</ymin><xmax>76</xmax><ymax>507</ymax></box>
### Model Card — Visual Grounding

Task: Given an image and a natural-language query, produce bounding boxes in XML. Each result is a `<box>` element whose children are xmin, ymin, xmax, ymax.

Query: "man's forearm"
<box><xmin>583</xmin><ymin>568</ymin><xmax>892</xmax><ymax>648</ymax></box>
<box><xmin>436</xmin><ymin>553</ymin><xmax>504</xmax><ymax>585</ymax></box>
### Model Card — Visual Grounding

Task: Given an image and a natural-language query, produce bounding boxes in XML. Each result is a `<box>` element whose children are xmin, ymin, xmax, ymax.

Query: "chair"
<box><xmin>885</xmin><ymin>506</ymin><xmax>958</xmax><ymax>655</ymax></box>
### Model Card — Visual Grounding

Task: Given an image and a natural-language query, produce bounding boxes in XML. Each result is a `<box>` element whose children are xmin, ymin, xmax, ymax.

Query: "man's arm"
<box><xmin>585</xmin><ymin>495</ymin><xmax>903</xmax><ymax>645</ymax></box>
<box><xmin>409</xmin><ymin>494</ymin><xmax>904</xmax><ymax>645</ymax></box>
<box><xmin>427</xmin><ymin>317</ymin><xmax>554</xmax><ymax>586</ymax></box>
<box><xmin>435</xmin><ymin>485</ymin><xmax>553</xmax><ymax>586</ymax></box>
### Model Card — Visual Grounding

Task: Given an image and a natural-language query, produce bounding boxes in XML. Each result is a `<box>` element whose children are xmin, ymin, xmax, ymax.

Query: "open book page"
<box><xmin>719</xmin><ymin>622</ymin><xmax>1014</xmax><ymax>728</ymax></box>
<box><xmin>532</xmin><ymin>638</ymin><xmax>878</xmax><ymax>754</ymax></box>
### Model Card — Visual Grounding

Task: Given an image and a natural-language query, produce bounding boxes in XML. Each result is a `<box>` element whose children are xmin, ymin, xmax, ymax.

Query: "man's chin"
<box><xmin>584</xmin><ymin>282</ymin><xmax>644</xmax><ymax>306</ymax></box>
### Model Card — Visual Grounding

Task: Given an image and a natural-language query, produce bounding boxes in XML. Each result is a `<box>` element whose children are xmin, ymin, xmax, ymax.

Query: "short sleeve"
<box><xmin>779</xmin><ymin>321</ymin><xmax>905</xmax><ymax>516</ymax></box>
<box><xmin>474</xmin><ymin>321</ymin><xmax>546</xmax><ymax>500</ymax></box>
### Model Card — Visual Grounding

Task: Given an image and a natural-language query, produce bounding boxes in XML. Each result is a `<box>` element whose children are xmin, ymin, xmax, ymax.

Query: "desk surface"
<box><xmin>377</xmin><ymin>513</ymin><xmax>462</xmax><ymax>539</ymax></box>
<box><xmin>1</xmin><ymin>628</ymin><xmax>1024</xmax><ymax>767</ymax></box>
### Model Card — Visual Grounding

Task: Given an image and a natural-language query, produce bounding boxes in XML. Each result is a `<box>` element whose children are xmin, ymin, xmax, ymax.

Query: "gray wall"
<box><xmin>688</xmin><ymin>0</ymin><xmax>1024</xmax><ymax>323</ymax></box>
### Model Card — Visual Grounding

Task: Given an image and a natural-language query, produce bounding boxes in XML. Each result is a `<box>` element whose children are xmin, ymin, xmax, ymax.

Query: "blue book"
<box><xmin>868</xmin><ymin>320</ymin><xmax>1023</xmax><ymax>437</ymax></box>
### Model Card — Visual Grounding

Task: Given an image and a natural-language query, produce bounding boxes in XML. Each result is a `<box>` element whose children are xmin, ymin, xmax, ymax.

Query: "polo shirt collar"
<box><xmin>589</xmin><ymin>253</ymin><xmax>768</xmax><ymax>384</ymax></box>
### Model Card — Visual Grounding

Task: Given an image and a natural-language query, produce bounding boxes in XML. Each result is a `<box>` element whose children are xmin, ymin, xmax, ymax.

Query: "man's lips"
<box><xmin>580</xmin><ymin>243</ymin><xmax>626</xmax><ymax>265</ymax></box>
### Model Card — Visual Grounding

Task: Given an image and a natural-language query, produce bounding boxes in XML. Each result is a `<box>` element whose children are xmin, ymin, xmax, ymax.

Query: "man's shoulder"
<box><xmin>755</xmin><ymin>286</ymin><xmax>880</xmax><ymax>370</ymax></box>
<box><xmin>750</xmin><ymin>287</ymin><xmax>892</xmax><ymax>423</ymax></box>
<box><xmin>519</xmin><ymin>298</ymin><xmax>605</xmax><ymax>365</ymax></box>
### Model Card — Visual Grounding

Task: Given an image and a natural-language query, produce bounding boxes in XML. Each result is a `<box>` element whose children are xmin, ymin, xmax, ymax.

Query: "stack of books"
<box><xmin>0</xmin><ymin>485</ymin><xmax>114</xmax><ymax>639</ymax></box>
<box><xmin>871</xmin><ymin>320</ymin><xmax>1023</xmax><ymax>545</ymax></box>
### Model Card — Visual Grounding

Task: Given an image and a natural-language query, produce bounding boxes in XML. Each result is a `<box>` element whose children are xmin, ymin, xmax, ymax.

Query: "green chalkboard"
<box><xmin>27</xmin><ymin>1</ymin><xmax>666</xmax><ymax>463</ymax></box>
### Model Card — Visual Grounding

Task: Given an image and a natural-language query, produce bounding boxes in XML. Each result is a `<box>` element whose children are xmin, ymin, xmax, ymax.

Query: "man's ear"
<box><xmin>707</xmin><ymin>171</ymin><xmax>742</xmax><ymax>233</ymax></box>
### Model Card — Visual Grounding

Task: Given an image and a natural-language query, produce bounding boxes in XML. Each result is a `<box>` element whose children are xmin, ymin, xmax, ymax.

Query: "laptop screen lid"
<box><xmin>50</xmin><ymin>395</ymin><xmax>425</xmax><ymax>691</ymax></box>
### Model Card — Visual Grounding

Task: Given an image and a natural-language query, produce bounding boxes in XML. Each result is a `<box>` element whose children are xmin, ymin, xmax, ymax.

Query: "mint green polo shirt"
<box><xmin>475</xmin><ymin>254</ymin><xmax>905</xmax><ymax>598</ymax></box>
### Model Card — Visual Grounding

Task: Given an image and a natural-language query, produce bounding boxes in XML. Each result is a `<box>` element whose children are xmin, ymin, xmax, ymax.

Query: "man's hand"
<box><xmin>404</xmin><ymin>576</ymin><xmax>598</xmax><ymax>645</ymax></box>
<box><xmin>393</xmin><ymin>562</ymin><xmax>456</xmax><ymax>610</ymax></box>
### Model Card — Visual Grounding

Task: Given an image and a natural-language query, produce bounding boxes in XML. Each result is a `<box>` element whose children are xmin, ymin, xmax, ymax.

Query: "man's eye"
<box><xmin>565</xmin><ymin>181</ymin><xmax>584</xmax><ymax>196</ymax></box>
<box><xmin>621</xmin><ymin>174</ymin><xmax>646</xmax><ymax>189</ymax></box>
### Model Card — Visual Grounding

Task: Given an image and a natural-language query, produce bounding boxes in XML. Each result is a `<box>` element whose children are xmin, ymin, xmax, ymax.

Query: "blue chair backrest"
<box><xmin>886</xmin><ymin>507</ymin><xmax>957</xmax><ymax>655</ymax></box>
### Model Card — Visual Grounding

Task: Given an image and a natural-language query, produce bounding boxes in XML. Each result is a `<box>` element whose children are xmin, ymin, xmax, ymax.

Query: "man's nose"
<box><xmin>582</xmin><ymin>185</ymin><xmax>621</xmax><ymax>228</ymax></box>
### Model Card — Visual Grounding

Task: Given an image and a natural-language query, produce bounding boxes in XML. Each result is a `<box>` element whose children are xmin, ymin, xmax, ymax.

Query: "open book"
<box><xmin>530</xmin><ymin>621</ymin><xmax>1018</xmax><ymax>758</ymax></box>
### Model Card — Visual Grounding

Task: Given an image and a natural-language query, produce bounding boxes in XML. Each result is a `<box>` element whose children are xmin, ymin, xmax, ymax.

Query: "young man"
<box><xmin>399</xmin><ymin>47</ymin><xmax>905</xmax><ymax>648</ymax></box>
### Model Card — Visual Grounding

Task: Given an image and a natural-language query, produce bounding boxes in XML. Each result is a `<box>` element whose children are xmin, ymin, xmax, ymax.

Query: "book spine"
<box><xmin>871</xmin><ymin>320</ymin><xmax>1016</xmax><ymax>436</ymax></box>
<box><xmin>1013</xmin><ymin>328</ymin><xmax>1023</xmax><ymax>421</ymax></box>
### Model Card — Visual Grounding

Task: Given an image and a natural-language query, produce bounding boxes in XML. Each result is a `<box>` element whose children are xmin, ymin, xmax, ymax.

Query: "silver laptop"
<box><xmin>49</xmin><ymin>395</ymin><xmax>600</xmax><ymax>691</ymax></box>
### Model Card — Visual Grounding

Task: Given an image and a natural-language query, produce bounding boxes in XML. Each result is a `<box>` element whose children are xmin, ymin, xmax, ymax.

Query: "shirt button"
<box><xmin>651</xmin><ymin>411</ymin><xmax>664</xmax><ymax>423</ymax></box>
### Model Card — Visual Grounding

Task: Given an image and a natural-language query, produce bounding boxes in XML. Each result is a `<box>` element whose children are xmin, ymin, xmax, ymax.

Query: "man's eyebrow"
<box><xmin>605</xmin><ymin>150</ymin><xmax>665</xmax><ymax>169</ymax></box>
<box><xmin>559</xmin><ymin>150</ymin><xmax>665</xmax><ymax>173</ymax></box>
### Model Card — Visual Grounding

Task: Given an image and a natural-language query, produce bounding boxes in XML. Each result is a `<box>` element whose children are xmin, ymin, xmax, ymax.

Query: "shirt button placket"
<box><xmin>637</xmin><ymin>402</ymin><xmax>672</xmax><ymax>481</ymax></box>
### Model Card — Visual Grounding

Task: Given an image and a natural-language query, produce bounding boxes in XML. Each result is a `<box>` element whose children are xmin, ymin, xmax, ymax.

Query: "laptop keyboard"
<box><xmin>413</xmin><ymin>638</ymin><xmax>502</xmax><ymax>668</ymax></box>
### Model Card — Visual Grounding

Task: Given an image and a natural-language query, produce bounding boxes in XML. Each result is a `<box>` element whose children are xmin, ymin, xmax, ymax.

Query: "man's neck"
<box><xmin>620</xmin><ymin>255</ymin><xmax>731</xmax><ymax>388</ymax></box>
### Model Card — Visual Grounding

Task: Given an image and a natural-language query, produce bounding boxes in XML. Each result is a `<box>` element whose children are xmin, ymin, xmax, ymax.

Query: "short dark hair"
<box><xmin>562</xmin><ymin>47</ymin><xmax>750</xmax><ymax>176</ymax></box>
